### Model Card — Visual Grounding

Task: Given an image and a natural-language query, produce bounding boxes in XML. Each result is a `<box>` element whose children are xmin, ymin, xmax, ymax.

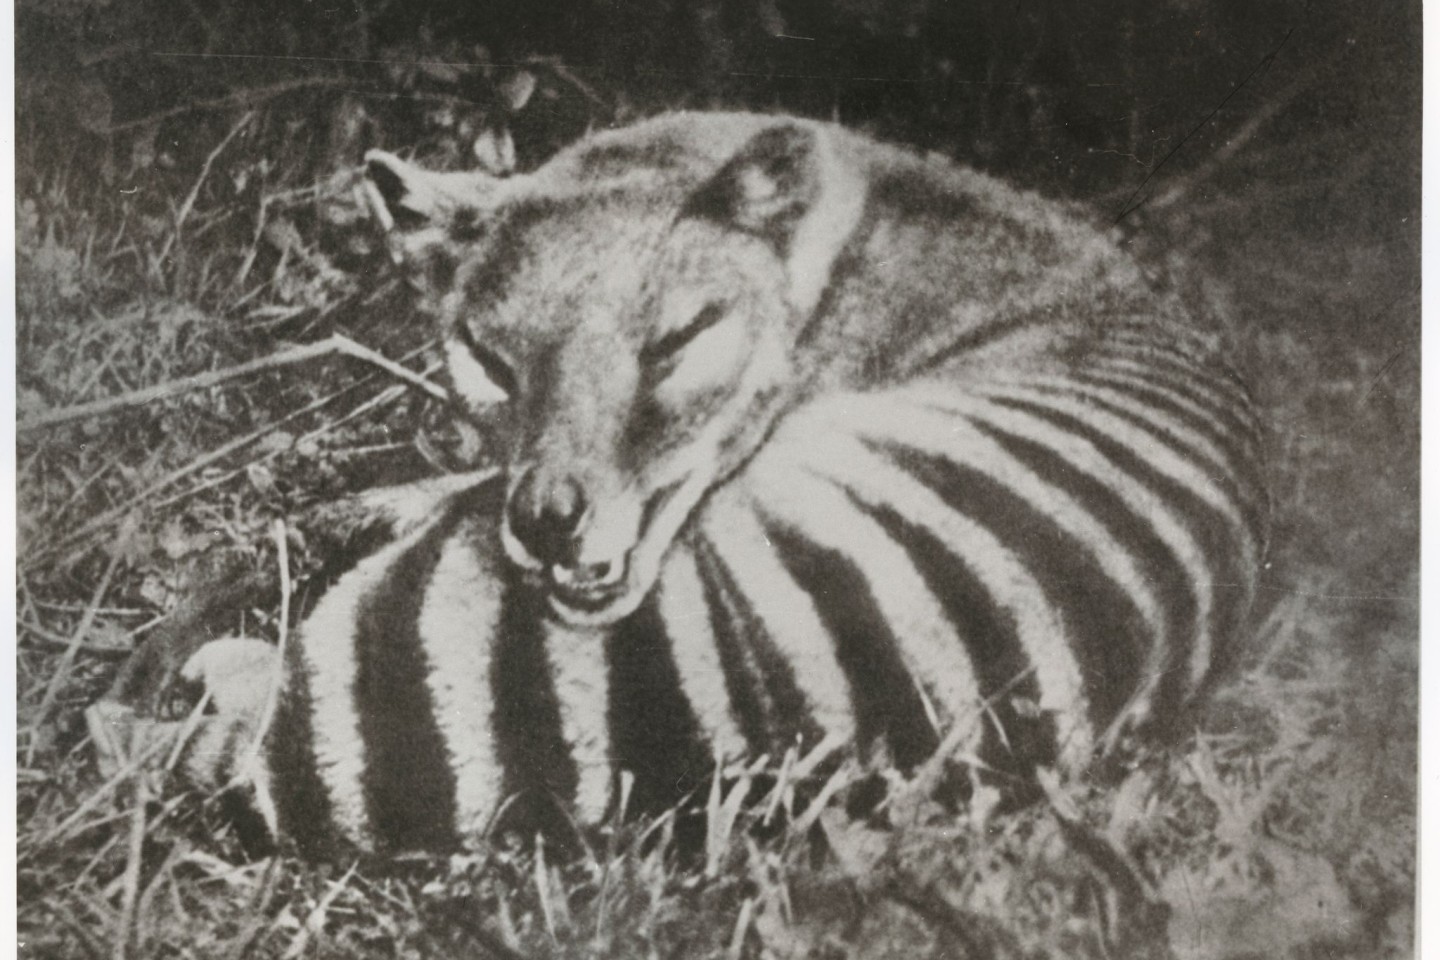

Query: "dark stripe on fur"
<box><xmin>490</xmin><ymin>580</ymin><xmax>578</xmax><ymax>836</ymax></box>
<box><xmin>968</xmin><ymin>419</ymin><xmax>1199</xmax><ymax>736</ymax></box>
<box><xmin>1084</xmin><ymin>371</ymin><xmax>1269</xmax><ymax>526</ymax></box>
<box><xmin>691</xmin><ymin>536</ymin><xmax>824</xmax><ymax>755</ymax></box>
<box><xmin>992</xmin><ymin>398</ymin><xmax>1252</xmax><ymax>731</ymax></box>
<box><xmin>353</xmin><ymin>507</ymin><xmax>469</xmax><ymax>852</ymax></box>
<box><xmin>882</xmin><ymin>443</ymin><xmax>1149</xmax><ymax>730</ymax></box>
<box><xmin>1031</xmin><ymin>383</ymin><xmax>1267</xmax><ymax>539</ymax></box>
<box><xmin>905</xmin><ymin>308</ymin><xmax>1053</xmax><ymax>380</ymax></box>
<box><xmin>763</xmin><ymin>519</ymin><xmax>939</xmax><ymax>770</ymax></box>
<box><xmin>606</xmin><ymin>599</ymin><xmax>712</xmax><ymax>812</ymax></box>
<box><xmin>1077</xmin><ymin>366</ymin><xmax>1263</xmax><ymax>460</ymax></box>
<box><xmin>270</xmin><ymin>632</ymin><xmax>340</xmax><ymax>859</ymax></box>
<box><xmin>1105</xmin><ymin>332</ymin><xmax>1258</xmax><ymax>406</ymax></box>
<box><xmin>795</xmin><ymin>203</ymin><xmax>879</xmax><ymax>349</ymax></box>
<box><xmin>861</xmin><ymin>502</ymin><xmax>1060</xmax><ymax>780</ymax></box>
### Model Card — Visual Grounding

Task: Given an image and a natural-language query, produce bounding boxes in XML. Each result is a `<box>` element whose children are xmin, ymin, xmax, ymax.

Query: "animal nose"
<box><xmin>506</xmin><ymin>468</ymin><xmax>588</xmax><ymax>564</ymax></box>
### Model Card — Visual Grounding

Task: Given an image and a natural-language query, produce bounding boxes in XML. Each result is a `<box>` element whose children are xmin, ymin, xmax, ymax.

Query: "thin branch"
<box><xmin>44</xmin><ymin>346</ymin><xmax>438</xmax><ymax>558</ymax></box>
<box><xmin>1147</xmin><ymin>68</ymin><xmax>1318</xmax><ymax>213</ymax></box>
<box><xmin>331</xmin><ymin>335</ymin><xmax>449</xmax><ymax>401</ymax></box>
<box><xmin>113</xmin><ymin>776</ymin><xmax>150</xmax><ymax>960</ymax></box>
<box><xmin>149</xmin><ymin>370</ymin><xmax>429</xmax><ymax>511</ymax></box>
<box><xmin>17</xmin><ymin>619</ymin><xmax>131</xmax><ymax>659</ymax></box>
<box><xmin>1113</xmin><ymin>28</ymin><xmax>1295</xmax><ymax>224</ymax></box>
<box><xmin>31</xmin><ymin>549</ymin><xmax>123</xmax><ymax>742</ymax></box>
<box><xmin>29</xmin><ymin>736</ymin><xmax>169</xmax><ymax>851</ymax></box>
<box><xmin>105</xmin><ymin>77</ymin><xmax>355</xmax><ymax>134</ymax></box>
<box><xmin>19</xmin><ymin>334</ymin><xmax>447</xmax><ymax>433</ymax></box>
<box><xmin>156</xmin><ymin>110</ymin><xmax>255</xmax><ymax>269</ymax></box>
<box><xmin>41</xmin><ymin>380</ymin><xmax>366</xmax><ymax>561</ymax></box>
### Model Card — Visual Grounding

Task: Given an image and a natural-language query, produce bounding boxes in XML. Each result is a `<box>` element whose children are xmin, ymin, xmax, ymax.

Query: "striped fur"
<box><xmin>247</xmin><ymin>349</ymin><xmax>1263</xmax><ymax>858</ymax></box>
<box><xmin>102</xmin><ymin>113</ymin><xmax>1267</xmax><ymax>859</ymax></box>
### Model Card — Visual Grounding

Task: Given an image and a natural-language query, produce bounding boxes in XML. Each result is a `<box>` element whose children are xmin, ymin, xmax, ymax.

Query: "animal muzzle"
<box><xmin>503</xmin><ymin>467</ymin><xmax>629</xmax><ymax>606</ymax></box>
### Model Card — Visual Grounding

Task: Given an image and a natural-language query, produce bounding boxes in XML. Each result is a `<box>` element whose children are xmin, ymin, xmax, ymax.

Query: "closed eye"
<box><xmin>456</xmin><ymin>324</ymin><xmax>518</xmax><ymax>398</ymax></box>
<box><xmin>640</xmin><ymin>301</ymin><xmax>728</xmax><ymax>368</ymax></box>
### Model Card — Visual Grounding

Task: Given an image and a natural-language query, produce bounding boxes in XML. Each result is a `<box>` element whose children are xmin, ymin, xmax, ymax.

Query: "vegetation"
<box><xmin>15</xmin><ymin>0</ymin><xmax>1418</xmax><ymax>956</ymax></box>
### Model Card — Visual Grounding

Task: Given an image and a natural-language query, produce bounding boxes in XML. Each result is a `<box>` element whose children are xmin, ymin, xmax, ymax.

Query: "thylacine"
<box><xmin>91</xmin><ymin>111</ymin><xmax>1268</xmax><ymax>859</ymax></box>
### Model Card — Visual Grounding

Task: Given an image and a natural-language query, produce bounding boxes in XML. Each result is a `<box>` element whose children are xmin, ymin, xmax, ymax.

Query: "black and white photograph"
<box><xmin>11</xmin><ymin>1</ymin><xmax>1421</xmax><ymax>956</ymax></box>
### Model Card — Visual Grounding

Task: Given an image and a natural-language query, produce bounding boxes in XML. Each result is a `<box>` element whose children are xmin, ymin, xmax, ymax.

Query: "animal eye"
<box><xmin>642</xmin><ymin>301</ymin><xmax>728</xmax><ymax>366</ymax></box>
<box><xmin>456</xmin><ymin>324</ymin><xmax>518</xmax><ymax>398</ymax></box>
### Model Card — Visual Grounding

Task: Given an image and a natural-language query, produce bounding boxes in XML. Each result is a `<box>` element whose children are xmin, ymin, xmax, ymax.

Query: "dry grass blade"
<box><xmin>282</xmin><ymin>862</ymin><xmax>359</xmax><ymax>959</ymax></box>
<box><xmin>156</xmin><ymin>110</ymin><xmax>256</xmax><ymax>271</ymax></box>
<box><xmin>19</xmin><ymin>334</ymin><xmax>447</xmax><ymax>433</ymax></box>
<box><xmin>707</xmin><ymin>755</ymin><xmax>764</xmax><ymax>879</ymax></box>
<box><xmin>592</xmin><ymin>770</ymin><xmax>634</xmax><ymax>947</ymax></box>
<box><xmin>104</xmin><ymin>77</ymin><xmax>355</xmax><ymax>134</ymax></box>
<box><xmin>18</xmin><ymin>617</ymin><xmax>131</xmax><ymax>658</ymax></box>
<box><xmin>790</xmin><ymin>758</ymin><xmax>859</xmax><ymax>836</ymax></box>
<box><xmin>112</xmin><ymin>777</ymin><xmax>151</xmax><ymax>960</ymax></box>
<box><xmin>30</xmin><ymin>545</ymin><xmax>122</xmax><ymax>744</ymax></box>
<box><xmin>34</xmin><ymin>693</ymin><xmax>208</xmax><ymax>851</ymax></box>
<box><xmin>725</xmin><ymin>897</ymin><xmax>754</xmax><ymax>960</ymax></box>
<box><xmin>218</xmin><ymin>520</ymin><xmax>291</xmax><ymax>832</ymax></box>
<box><xmin>220</xmin><ymin>858</ymin><xmax>283</xmax><ymax>960</ymax></box>
<box><xmin>41</xmin><ymin>366</ymin><xmax>405</xmax><ymax>559</ymax></box>
<box><xmin>534</xmin><ymin>833</ymin><xmax>564</xmax><ymax>943</ymax></box>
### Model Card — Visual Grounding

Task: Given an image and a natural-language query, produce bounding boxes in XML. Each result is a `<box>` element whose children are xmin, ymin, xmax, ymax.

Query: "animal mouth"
<box><xmin>547</xmin><ymin>561</ymin><xmax>627</xmax><ymax>612</ymax></box>
<box><xmin>542</xmin><ymin>477</ymin><xmax>691</xmax><ymax>625</ymax></box>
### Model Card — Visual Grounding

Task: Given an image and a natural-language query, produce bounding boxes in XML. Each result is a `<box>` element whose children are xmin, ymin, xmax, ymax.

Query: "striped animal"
<box><xmin>91</xmin><ymin>112</ymin><xmax>1267</xmax><ymax>859</ymax></box>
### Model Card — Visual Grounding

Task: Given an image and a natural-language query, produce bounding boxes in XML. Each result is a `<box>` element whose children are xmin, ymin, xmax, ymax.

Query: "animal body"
<box><xmin>91</xmin><ymin>112</ymin><xmax>1268</xmax><ymax>860</ymax></box>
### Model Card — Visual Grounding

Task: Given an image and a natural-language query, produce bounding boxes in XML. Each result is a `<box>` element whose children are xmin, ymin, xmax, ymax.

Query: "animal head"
<box><xmin>365</xmin><ymin>116</ymin><xmax>868</xmax><ymax>625</ymax></box>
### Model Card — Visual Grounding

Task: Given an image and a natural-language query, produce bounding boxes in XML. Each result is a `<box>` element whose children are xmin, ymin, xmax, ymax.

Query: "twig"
<box><xmin>156</xmin><ymin>110</ymin><xmax>255</xmax><ymax>269</ymax></box>
<box><xmin>1113</xmin><ymin>28</ymin><xmax>1295</xmax><ymax>224</ymax></box>
<box><xmin>19</xmin><ymin>334</ymin><xmax>447</xmax><ymax>433</ymax></box>
<box><xmin>41</xmin><ymin>900</ymin><xmax>109</xmax><ymax>960</ymax></box>
<box><xmin>30</xmin><ymin>699</ymin><xmax>205</xmax><ymax>852</ymax></box>
<box><xmin>31</xmin><ymin>548</ymin><xmax>123</xmax><ymax>744</ymax></box>
<box><xmin>1146</xmin><ymin>68</ymin><xmax>1316</xmax><ymax>213</ymax></box>
<box><xmin>42</xmin><ymin>382</ymin><xmax>361</xmax><ymax>561</ymax></box>
<box><xmin>146</xmin><ymin>375</ymin><xmax>420</xmax><ymax>511</ymax></box>
<box><xmin>17</xmin><ymin>619</ymin><xmax>131</xmax><ymax>659</ymax></box>
<box><xmin>105</xmin><ymin>77</ymin><xmax>356</xmax><ymax>134</ymax></box>
<box><xmin>283</xmin><ymin>863</ymin><xmax>359</xmax><ymax>960</ymax></box>
<box><xmin>1036</xmin><ymin>769</ymin><xmax>1170</xmax><ymax>954</ymax></box>
<box><xmin>331</xmin><ymin>335</ymin><xmax>448</xmax><ymax>400</ymax></box>
<box><xmin>113</xmin><ymin>776</ymin><xmax>151</xmax><ymax>960</ymax></box>
<box><xmin>62</xmin><ymin>348</ymin><xmax>435</xmax><ymax>547</ymax></box>
<box><xmin>230</xmin><ymin>194</ymin><xmax>271</xmax><ymax>292</ymax></box>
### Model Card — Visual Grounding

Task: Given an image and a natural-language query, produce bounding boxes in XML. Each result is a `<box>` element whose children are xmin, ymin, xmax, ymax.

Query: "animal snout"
<box><xmin>506</xmin><ymin>467</ymin><xmax>589</xmax><ymax>565</ymax></box>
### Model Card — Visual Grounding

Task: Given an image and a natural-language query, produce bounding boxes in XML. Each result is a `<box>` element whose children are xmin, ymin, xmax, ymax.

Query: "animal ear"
<box><xmin>363</xmin><ymin>150</ymin><xmax>499</xmax><ymax>298</ymax></box>
<box><xmin>687</xmin><ymin>123</ymin><xmax>867</xmax><ymax>314</ymax></box>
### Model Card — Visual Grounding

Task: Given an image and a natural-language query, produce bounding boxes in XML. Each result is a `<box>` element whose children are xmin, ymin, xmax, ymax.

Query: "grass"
<box><xmin>13</xmin><ymin>98</ymin><xmax>1418</xmax><ymax>959</ymax></box>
